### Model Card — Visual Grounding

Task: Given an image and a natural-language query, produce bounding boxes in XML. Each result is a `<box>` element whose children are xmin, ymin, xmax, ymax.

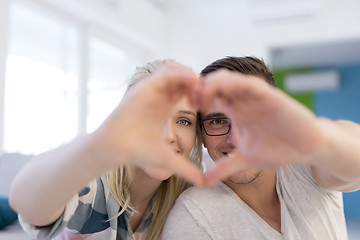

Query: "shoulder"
<box><xmin>278</xmin><ymin>163</ymin><xmax>316</xmax><ymax>185</ymax></box>
<box><xmin>277</xmin><ymin>163</ymin><xmax>342</xmax><ymax>200</ymax></box>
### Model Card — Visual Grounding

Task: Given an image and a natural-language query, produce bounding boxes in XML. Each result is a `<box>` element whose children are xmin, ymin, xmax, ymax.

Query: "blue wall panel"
<box><xmin>315</xmin><ymin>64</ymin><xmax>360</xmax><ymax>123</ymax></box>
<box><xmin>314</xmin><ymin>63</ymin><xmax>360</xmax><ymax>219</ymax></box>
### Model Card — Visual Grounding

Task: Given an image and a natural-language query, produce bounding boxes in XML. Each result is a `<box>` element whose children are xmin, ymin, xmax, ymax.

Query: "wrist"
<box><xmin>85</xmin><ymin>130</ymin><xmax>130</xmax><ymax>171</ymax></box>
<box><xmin>305</xmin><ymin>118</ymin><xmax>337</xmax><ymax>167</ymax></box>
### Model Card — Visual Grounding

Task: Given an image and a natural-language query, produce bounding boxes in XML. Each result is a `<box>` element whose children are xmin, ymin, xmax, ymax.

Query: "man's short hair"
<box><xmin>200</xmin><ymin>56</ymin><xmax>277</xmax><ymax>87</ymax></box>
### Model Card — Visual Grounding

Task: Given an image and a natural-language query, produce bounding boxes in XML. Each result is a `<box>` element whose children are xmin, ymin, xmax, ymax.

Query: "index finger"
<box><xmin>200</xmin><ymin>69</ymin><xmax>270</xmax><ymax>111</ymax></box>
<box><xmin>153</xmin><ymin>62</ymin><xmax>202</xmax><ymax>109</ymax></box>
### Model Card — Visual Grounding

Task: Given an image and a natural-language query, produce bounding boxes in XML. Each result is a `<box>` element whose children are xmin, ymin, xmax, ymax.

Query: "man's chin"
<box><xmin>227</xmin><ymin>170</ymin><xmax>262</xmax><ymax>184</ymax></box>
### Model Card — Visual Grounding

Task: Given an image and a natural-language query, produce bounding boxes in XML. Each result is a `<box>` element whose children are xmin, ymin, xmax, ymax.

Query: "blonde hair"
<box><xmin>105</xmin><ymin>59</ymin><xmax>202</xmax><ymax>240</ymax></box>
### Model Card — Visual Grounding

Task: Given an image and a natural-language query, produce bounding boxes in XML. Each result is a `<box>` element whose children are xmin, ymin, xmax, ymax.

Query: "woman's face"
<box><xmin>143</xmin><ymin>96</ymin><xmax>197</xmax><ymax>180</ymax></box>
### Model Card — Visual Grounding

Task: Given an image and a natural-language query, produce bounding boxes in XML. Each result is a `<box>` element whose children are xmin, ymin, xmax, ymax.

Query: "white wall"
<box><xmin>162</xmin><ymin>0</ymin><xmax>256</xmax><ymax>72</ymax></box>
<box><xmin>89</xmin><ymin>0</ymin><xmax>166</xmax><ymax>58</ymax></box>
<box><xmin>0</xmin><ymin>0</ymin><xmax>10</xmax><ymax>155</ymax></box>
<box><xmin>162</xmin><ymin>0</ymin><xmax>360</xmax><ymax>72</ymax></box>
<box><xmin>254</xmin><ymin>0</ymin><xmax>360</xmax><ymax>51</ymax></box>
<box><xmin>15</xmin><ymin>0</ymin><xmax>166</xmax><ymax>60</ymax></box>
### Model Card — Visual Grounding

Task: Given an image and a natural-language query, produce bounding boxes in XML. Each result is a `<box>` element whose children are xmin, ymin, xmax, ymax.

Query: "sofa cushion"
<box><xmin>0</xmin><ymin>196</ymin><xmax>18</xmax><ymax>228</ymax></box>
<box><xmin>0</xmin><ymin>153</ymin><xmax>33</xmax><ymax>196</ymax></box>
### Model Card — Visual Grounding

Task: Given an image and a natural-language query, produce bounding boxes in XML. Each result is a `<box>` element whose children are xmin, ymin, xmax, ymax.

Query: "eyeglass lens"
<box><xmin>203</xmin><ymin>117</ymin><xmax>230</xmax><ymax>136</ymax></box>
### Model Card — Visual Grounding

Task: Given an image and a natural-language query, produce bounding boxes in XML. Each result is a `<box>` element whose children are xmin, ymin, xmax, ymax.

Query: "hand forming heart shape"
<box><xmin>93</xmin><ymin>62</ymin><xmax>328</xmax><ymax>187</ymax></box>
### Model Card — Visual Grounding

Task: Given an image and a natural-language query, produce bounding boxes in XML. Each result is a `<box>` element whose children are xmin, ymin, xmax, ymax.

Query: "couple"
<box><xmin>10</xmin><ymin>56</ymin><xmax>360</xmax><ymax>239</ymax></box>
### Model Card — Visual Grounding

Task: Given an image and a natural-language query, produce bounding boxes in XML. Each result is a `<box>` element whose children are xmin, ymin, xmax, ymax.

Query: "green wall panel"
<box><xmin>273</xmin><ymin>68</ymin><xmax>314</xmax><ymax>112</ymax></box>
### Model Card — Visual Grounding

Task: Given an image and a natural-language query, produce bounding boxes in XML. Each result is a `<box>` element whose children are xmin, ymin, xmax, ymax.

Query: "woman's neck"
<box><xmin>129</xmin><ymin>167</ymin><xmax>162</xmax><ymax>210</ymax></box>
<box><xmin>128</xmin><ymin>167</ymin><xmax>162</xmax><ymax>232</ymax></box>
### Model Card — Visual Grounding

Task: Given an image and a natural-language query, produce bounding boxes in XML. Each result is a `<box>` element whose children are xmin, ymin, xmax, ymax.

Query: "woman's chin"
<box><xmin>144</xmin><ymin>167</ymin><xmax>173</xmax><ymax>181</ymax></box>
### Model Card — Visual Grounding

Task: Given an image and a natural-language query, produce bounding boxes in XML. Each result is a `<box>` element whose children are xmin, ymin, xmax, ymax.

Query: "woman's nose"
<box><xmin>163</xmin><ymin>120</ymin><xmax>176</xmax><ymax>144</ymax></box>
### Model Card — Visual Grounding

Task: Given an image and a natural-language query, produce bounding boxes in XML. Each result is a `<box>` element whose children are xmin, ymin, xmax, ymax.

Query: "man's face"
<box><xmin>201</xmin><ymin>103</ymin><xmax>262</xmax><ymax>184</ymax></box>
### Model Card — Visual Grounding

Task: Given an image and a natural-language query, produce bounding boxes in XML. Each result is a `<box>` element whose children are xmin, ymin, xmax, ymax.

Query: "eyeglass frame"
<box><xmin>200</xmin><ymin>116</ymin><xmax>231</xmax><ymax>136</ymax></box>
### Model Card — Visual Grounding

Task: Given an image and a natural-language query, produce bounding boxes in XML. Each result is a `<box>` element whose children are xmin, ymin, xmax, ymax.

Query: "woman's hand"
<box><xmin>92</xmin><ymin>62</ymin><xmax>204</xmax><ymax>186</ymax></box>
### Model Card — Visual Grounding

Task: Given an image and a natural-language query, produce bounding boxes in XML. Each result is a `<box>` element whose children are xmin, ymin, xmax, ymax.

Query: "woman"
<box><xmin>9</xmin><ymin>60</ymin><xmax>203</xmax><ymax>239</ymax></box>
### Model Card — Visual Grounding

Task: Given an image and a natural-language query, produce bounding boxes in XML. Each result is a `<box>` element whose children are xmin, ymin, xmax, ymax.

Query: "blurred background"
<box><xmin>0</xmin><ymin>0</ymin><xmax>359</xmax><ymax>238</ymax></box>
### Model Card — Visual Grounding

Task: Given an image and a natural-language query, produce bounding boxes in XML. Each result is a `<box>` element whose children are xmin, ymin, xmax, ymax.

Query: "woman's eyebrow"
<box><xmin>178</xmin><ymin>110</ymin><xmax>197</xmax><ymax>117</ymax></box>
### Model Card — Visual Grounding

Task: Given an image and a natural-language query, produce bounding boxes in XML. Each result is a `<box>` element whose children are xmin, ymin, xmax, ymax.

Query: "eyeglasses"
<box><xmin>201</xmin><ymin>117</ymin><xmax>231</xmax><ymax>136</ymax></box>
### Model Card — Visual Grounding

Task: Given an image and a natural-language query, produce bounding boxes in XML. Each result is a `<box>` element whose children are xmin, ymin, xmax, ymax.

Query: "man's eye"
<box><xmin>177</xmin><ymin>119</ymin><xmax>191</xmax><ymax>126</ymax></box>
<box><xmin>211</xmin><ymin>119</ymin><xmax>224</xmax><ymax>125</ymax></box>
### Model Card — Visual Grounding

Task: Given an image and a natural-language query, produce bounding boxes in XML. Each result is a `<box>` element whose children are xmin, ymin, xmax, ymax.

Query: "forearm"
<box><xmin>9</xmin><ymin>134</ymin><xmax>123</xmax><ymax>226</ymax></box>
<box><xmin>310</xmin><ymin>119</ymin><xmax>360</xmax><ymax>192</ymax></box>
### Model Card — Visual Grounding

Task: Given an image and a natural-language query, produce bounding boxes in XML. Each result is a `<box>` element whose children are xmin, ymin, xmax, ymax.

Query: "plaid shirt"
<box><xmin>20</xmin><ymin>177</ymin><xmax>154</xmax><ymax>240</ymax></box>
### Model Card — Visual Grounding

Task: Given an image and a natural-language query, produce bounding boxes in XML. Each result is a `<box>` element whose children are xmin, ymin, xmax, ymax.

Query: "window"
<box><xmin>87</xmin><ymin>38</ymin><xmax>140</xmax><ymax>133</ymax></box>
<box><xmin>4</xmin><ymin>3</ymin><xmax>79</xmax><ymax>154</ymax></box>
<box><xmin>3</xmin><ymin>2</ymin><xmax>141</xmax><ymax>155</ymax></box>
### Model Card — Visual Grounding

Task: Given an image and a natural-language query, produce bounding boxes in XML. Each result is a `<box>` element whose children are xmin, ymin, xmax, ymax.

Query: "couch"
<box><xmin>0</xmin><ymin>153</ymin><xmax>33</xmax><ymax>239</ymax></box>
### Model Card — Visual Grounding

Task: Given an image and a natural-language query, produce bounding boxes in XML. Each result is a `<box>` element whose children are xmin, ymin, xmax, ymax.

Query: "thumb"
<box><xmin>152</xmin><ymin>143</ymin><xmax>205</xmax><ymax>187</ymax></box>
<box><xmin>203</xmin><ymin>150</ymin><xmax>253</xmax><ymax>187</ymax></box>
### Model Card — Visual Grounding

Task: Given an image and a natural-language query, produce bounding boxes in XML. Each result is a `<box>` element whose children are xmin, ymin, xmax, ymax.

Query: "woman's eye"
<box><xmin>177</xmin><ymin>119</ymin><xmax>191</xmax><ymax>126</ymax></box>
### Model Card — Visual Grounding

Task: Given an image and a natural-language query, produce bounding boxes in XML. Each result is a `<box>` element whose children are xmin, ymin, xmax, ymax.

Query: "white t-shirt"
<box><xmin>162</xmin><ymin>163</ymin><xmax>347</xmax><ymax>240</ymax></box>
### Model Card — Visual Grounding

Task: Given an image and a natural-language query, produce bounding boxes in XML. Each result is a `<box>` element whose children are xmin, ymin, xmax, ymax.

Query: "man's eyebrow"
<box><xmin>178</xmin><ymin>110</ymin><xmax>197</xmax><ymax>117</ymax></box>
<box><xmin>204</xmin><ymin>112</ymin><xmax>226</xmax><ymax>119</ymax></box>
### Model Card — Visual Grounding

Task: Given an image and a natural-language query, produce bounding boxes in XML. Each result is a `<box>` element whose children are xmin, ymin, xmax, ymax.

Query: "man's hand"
<box><xmin>201</xmin><ymin>70</ymin><xmax>327</xmax><ymax>186</ymax></box>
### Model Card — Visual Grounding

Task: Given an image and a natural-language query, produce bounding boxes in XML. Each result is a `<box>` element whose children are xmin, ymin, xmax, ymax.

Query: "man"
<box><xmin>162</xmin><ymin>56</ymin><xmax>360</xmax><ymax>239</ymax></box>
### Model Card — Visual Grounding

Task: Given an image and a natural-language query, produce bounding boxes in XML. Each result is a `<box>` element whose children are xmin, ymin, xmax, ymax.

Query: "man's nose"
<box><xmin>163</xmin><ymin>120</ymin><xmax>176</xmax><ymax>144</ymax></box>
<box><xmin>224</xmin><ymin>129</ymin><xmax>238</xmax><ymax>145</ymax></box>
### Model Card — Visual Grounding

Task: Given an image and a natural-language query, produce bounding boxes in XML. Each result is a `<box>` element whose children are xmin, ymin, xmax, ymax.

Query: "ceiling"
<box><xmin>270</xmin><ymin>39</ymin><xmax>360</xmax><ymax>69</ymax></box>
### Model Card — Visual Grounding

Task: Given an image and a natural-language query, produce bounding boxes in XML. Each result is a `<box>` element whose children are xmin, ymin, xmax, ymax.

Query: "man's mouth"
<box><xmin>223</xmin><ymin>152</ymin><xmax>230</xmax><ymax>157</ymax></box>
<box><xmin>222</xmin><ymin>151</ymin><xmax>234</xmax><ymax>158</ymax></box>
